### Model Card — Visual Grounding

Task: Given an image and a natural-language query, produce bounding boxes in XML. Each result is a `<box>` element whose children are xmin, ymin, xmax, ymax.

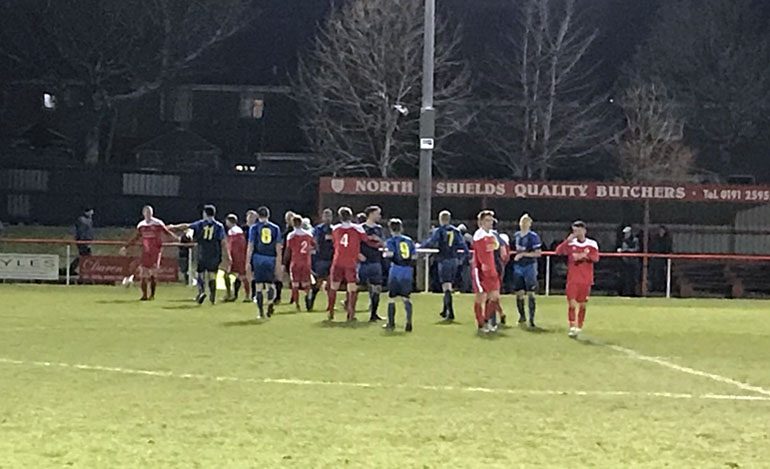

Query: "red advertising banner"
<box><xmin>319</xmin><ymin>177</ymin><xmax>770</xmax><ymax>204</ymax></box>
<box><xmin>80</xmin><ymin>256</ymin><xmax>179</xmax><ymax>282</ymax></box>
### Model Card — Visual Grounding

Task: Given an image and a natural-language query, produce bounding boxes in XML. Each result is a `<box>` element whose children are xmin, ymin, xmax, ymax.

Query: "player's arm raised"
<box><xmin>120</xmin><ymin>229</ymin><xmax>142</xmax><ymax>255</ymax></box>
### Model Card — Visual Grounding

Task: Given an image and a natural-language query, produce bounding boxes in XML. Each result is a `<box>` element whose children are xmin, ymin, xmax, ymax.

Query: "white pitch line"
<box><xmin>609</xmin><ymin>344</ymin><xmax>770</xmax><ymax>397</ymax></box>
<box><xmin>1</xmin><ymin>357</ymin><xmax>768</xmax><ymax>403</ymax></box>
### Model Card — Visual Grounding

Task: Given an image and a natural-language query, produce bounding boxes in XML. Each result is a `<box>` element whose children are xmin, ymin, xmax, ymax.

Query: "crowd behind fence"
<box><xmin>3</xmin><ymin>238</ymin><xmax>770</xmax><ymax>300</ymax></box>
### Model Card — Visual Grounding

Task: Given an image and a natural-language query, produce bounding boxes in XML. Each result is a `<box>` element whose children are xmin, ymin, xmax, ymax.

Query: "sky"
<box><xmin>201</xmin><ymin>0</ymin><xmax>662</xmax><ymax>89</ymax></box>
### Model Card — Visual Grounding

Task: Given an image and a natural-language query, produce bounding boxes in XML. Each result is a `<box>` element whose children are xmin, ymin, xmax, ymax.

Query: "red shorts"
<box><xmin>141</xmin><ymin>249</ymin><xmax>162</xmax><ymax>270</ymax></box>
<box><xmin>230</xmin><ymin>255</ymin><xmax>247</xmax><ymax>275</ymax></box>
<box><xmin>471</xmin><ymin>266</ymin><xmax>500</xmax><ymax>293</ymax></box>
<box><xmin>566</xmin><ymin>283</ymin><xmax>592</xmax><ymax>303</ymax></box>
<box><xmin>331</xmin><ymin>264</ymin><xmax>357</xmax><ymax>284</ymax></box>
<box><xmin>290</xmin><ymin>264</ymin><xmax>312</xmax><ymax>285</ymax></box>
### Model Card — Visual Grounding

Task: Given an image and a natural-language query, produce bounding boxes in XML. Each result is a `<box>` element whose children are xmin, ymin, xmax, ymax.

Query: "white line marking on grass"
<box><xmin>1</xmin><ymin>357</ymin><xmax>769</xmax><ymax>403</ymax></box>
<box><xmin>608</xmin><ymin>344</ymin><xmax>770</xmax><ymax>397</ymax></box>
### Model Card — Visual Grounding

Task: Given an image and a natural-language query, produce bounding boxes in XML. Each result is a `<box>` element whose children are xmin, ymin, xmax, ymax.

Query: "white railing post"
<box><xmin>188</xmin><ymin>247</ymin><xmax>194</xmax><ymax>287</ymax></box>
<box><xmin>65</xmin><ymin>244</ymin><xmax>71</xmax><ymax>286</ymax></box>
<box><xmin>423</xmin><ymin>253</ymin><xmax>430</xmax><ymax>293</ymax></box>
<box><xmin>545</xmin><ymin>254</ymin><xmax>551</xmax><ymax>297</ymax></box>
<box><xmin>666</xmin><ymin>257</ymin><xmax>672</xmax><ymax>299</ymax></box>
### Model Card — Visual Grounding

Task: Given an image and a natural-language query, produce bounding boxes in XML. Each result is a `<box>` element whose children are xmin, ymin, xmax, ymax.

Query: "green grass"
<box><xmin>1</xmin><ymin>285</ymin><xmax>769</xmax><ymax>468</ymax></box>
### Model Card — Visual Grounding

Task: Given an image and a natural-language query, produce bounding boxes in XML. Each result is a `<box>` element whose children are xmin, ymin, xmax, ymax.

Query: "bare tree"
<box><xmin>294</xmin><ymin>0</ymin><xmax>473</xmax><ymax>177</ymax></box>
<box><xmin>615</xmin><ymin>80</ymin><xmax>694</xmax><ymax>182</ymax></box>
<box><xmin>632</xmin><ymin>0</ymin><xmax>770</xmax><ymax>174</ymax></box>
<box><xmin>483</xmin><ymin>0</ymin><xmax>612</xmax><ymax>180</ymax></box>
<box><xmin>0</xmin><ymin>0</ymin><xmax>256</xmax><ymax>164</ymax></box>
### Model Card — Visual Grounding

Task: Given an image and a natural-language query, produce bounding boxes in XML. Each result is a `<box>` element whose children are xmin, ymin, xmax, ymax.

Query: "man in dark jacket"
<box><xmin>71</xmin><ymin>208</ymin><xmax>94</xmax><ymax>275</ymax></box>
<box><xmin>617</xmin><ymin>226</ymin><xmax>640</xmax><ymax>296</ymax></box>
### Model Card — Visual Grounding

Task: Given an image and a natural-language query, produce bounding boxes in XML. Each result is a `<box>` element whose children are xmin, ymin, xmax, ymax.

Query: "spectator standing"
<box><xmin>71</xmin><ymin>208</ymin><xmax>94</xmax><ymax>275</ymax></box>
<box><xmin>649</xmin><ymin>225</ymin><xmax>673</xmax><ymax>292</ymax></box>
<box><xmin>617</xmin><ymin>226</ymin><xmax>640</xmax><ymax>296</ymax></box>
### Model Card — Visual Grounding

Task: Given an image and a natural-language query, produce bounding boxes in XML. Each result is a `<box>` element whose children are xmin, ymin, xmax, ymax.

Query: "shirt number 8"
<box><xmin>261</xmin><ymin>228</ymin><xmax>272</xmax><ymax>244</ymax></box>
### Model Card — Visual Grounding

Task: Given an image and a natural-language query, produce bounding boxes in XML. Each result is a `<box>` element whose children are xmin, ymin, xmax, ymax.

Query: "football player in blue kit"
<box><xmin>383</xmin><ymin>218</ymin><xmax>417</xmax><ymax>333</ymax></box>
<box><xmin>513</xmin><ymin>214</ymin><xmax>542</xmax><ymax>328</ymax></box>
<box><xmin>419</xmin><ymin>210</ymin><xmax>468</xmax><ymax>321</ymax></box>
<box><xmin>246</xmin><ymin>206</ymin><xmax>284</xmax><ymax>319</ymax></box>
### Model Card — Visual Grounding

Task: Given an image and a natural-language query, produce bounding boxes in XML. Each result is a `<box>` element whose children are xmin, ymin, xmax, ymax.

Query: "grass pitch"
<box><xmin>1</xmin><ymin>284</ymin><xmax>769</xmax><ymax>468</ymax></box>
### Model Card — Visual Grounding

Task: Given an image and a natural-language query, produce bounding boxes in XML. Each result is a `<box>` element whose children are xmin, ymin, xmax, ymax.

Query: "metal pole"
<box><xmin>666</xmin><ymin>257</ymin><xmax>672</xmax><ymax>299</ymax></box>
<box><xmin>65</xmin><ymin>244</ymin><xmax>71</xmax><ymax>286</ymax></box>
<box><xmin>188</xmin><ymin>247</ymin><xmax>194</xmax><ymax>287</ymax></box>
<box><xmin>417</xmin><ymin>0</ymin><xmax>436</xmax><ymax>291</ymax></box>
<box><xmin>424</xmin><ymin>254</ymin><xmax>430</xmax><ymax>293</ymax></box>
<box><xmin>545</xmin><ymin>255</ymin><xmax>551</xmax><ymax>296</ymax></box>
<box><xmin>641</xmin><ymin>199</ymin><xmax>650</xmax><ymax>296</ymax></box>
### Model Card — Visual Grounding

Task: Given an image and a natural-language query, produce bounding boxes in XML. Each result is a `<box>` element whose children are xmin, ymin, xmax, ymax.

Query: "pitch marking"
<box><xmin>1</xmin><ymin>357</ymin><xmax>769</xmax><ymax>403</ymax></box>
<box><xmin>608</xmin><ymin>344</ymin><xmax>770</xmax><ymax>397</ymax></box>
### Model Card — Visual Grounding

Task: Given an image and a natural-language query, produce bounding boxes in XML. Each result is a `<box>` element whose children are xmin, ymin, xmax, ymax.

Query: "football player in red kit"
<box><xmin>121</xmin><ymin>205</ymin><xmax>177</xmax><ymax>301</ymax></box>
<box><xmin>471</xmin><ymin>210</ymin><xmax>502</xmax><ymax>333</ymax></box>
<box><xmin>224</xmin><ymin>214</ymin><xmax>250</xmax><ymax>302</ymax></box>
<box><xmin>286</xmin><ymin>215</ymin><xmax>316</xmax><ymax>311</ymax></box>
<box><xmin>555</xmin><ymin>220</ymin><xmax>600</xmax><ymax>338</ymax></box>
<box><xmin>327</xmin><ymin>207</ymin><xmax>381</xmax><ymax>321</ymax></box>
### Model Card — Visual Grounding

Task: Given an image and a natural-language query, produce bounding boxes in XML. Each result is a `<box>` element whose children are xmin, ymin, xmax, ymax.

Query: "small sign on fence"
<box><xmin>0</xmin><ymin>253</ymin><xmax>59</xmax><ymax>280</ymax></box>
<box><xmin>80</xmin><ymin>256</ymin><xmax>179</xmax><ymax>283</ymax></box>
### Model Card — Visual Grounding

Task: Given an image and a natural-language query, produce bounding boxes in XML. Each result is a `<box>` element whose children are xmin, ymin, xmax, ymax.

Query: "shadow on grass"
<box><xmin>381</xmin><ymin>329</ymin><xmax>412</xmax><ymax>337</ymax></box>
<box><xmin>576</xmin><ymin>335</ymin><xmax>606</xmax><ymax>347</ymax></box>
<box><xmin>161</xmin><ymin>304</ymin><xmax>200</xmax><ymax>311</ymax></box>
<box><xmin>520</xmin><ymin>325</ymin><xmax>555</xmax><ymax>334</ymax></box>
<box><xmin>476</xmin><ymin>331</ymin><xmax>510</xmax><ymax>341</ymax></box>
<box><xmin>434</xmin><ymin>320</ymin><xmax>464</xmax><ymax>326</ymax></box>
<box><xmin>95</xmin><ymin>299</ymin><xmax>142</xmax><ymax>305</ymax></box>
<box><xmin>316</xmin><ymin>319</ymin><xmax>376</xmax><ymax>329</ymax></box>
<box><xmin>221</xmin><ymin>319</ymin><xmax>267</xmax><ymax>327</ymax></box>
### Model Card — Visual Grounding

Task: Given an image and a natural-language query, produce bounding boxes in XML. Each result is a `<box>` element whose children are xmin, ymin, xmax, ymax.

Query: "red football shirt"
<box><xmin>227</xmin><ymin>226</ymin><xmax>247</xmax><ymax>265</ymax></box>
<box><xmin>137</xmin><ymin>218</ymin><xmax>168</xmax><ymax>255</ymax></box>
<box><xmin>286</xmin><ymin>229</ymin><xmax>315</xmax><ymax>268</ymax></box>
<box><xmin>555</xmin><ymin>237</ymin><xmax>600</xmax><ymax>285</ymax></box>
<box><xmin>332</xmin><ymin>223</ymin><xmax>369</xmax><ymax>268</ymax></box>
<box><xmin>472</xmin><ymin>228</ymin><xmax>498</xmax><ymax>274</ymax></box>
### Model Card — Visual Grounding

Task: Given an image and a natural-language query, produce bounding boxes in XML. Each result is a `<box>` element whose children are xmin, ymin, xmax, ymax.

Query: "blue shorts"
<box><xmin>437</xmin><ymin>258</ymin><xmax>459</xmax><ymax>284</ymax></box>
<box><xmin>197</xmin><ymin>255</ymin><xmax>221</xmax><ymax>273</ymax></box>
<box><xmin>513</xmin><ymin>266</ymin><xmax>538</xmax><ymax>292</ymax></box>
<box><xmin>251</xmin><ymin>254</ymin><xmax>276</xmax><ymax>283</ymax></box>
<box><xmin>388</xmin><ymin>276</ymin><xmax>413</xmax><ymax>298</ymax></box>
<box><xmin>313</xmin><ymin>259</ymin><xmax>332</xmax><ymax>278</ymax></box>
<box><xmin>358</xmin><ymin>262</ymin><xmax>383</xmax><ymax>285</ymax></box>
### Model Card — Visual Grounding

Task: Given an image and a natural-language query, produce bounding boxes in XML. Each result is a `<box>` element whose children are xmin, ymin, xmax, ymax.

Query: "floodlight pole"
<box><xmin>417</xmin><ymin>0</ymin><xmax>436</xmax><ymax>290</ymax></box>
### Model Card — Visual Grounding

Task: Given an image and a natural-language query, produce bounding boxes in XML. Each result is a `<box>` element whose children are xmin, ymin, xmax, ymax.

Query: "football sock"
<box><xmin>370</xmin><ymin>289</ymin><xmax>380</xmax><ymax>318</ymax></box>
<box><xmin>266</xmin><ymin>285</ymin><xmax>275</xmax><ymax>304</ymax></box>
<box><xmin>387</xmin><ymin>302</ymin><xmax>396</xmax><ymax>326</ymax></box>
<box><xmin>208</xmin><ymin>279</ymin><xmax>216</xmax><ymax>303</ymax></box>
<box><xmin>251</xmin><ymin>280</ymin><xmax>257</xmax><ymax>299</ymax></box>
<box><xmin>309</xmin><ymin>286</ymin><xmax>319</xmax><ymax>308</ymax></box>
<box><xmin>256</xmin><ymin>291</ymin><xmax>264</xmax><ymax>315</ymax></box>
<box><xmin>516</xmin><ymin>297</ymin><xmax>526</xmax><ymax>319</ymax></box>
<box><xmin>140</xmin><ymin>278</ymin><xmax>148</xmax><ymax>298</ymax></box>
<box><xmin>578</xmin><ymin>306</ymin><xmax>586</xmax><ymax>328</ymax></box>
<box><xmin>405</xmin><ymin>300</ymin><xmax>413</xmax><ymax>325</ymax></box>
<box><xmin>224</xmin><ymin>274</ymin><xmax>232</xmax><ymax>298</ymax></box>
<box><xmin>196</xmin><ymin>273</ymin><xmax>205</xmax><ymax>295</ymax></box>
<box><xmin>347</xmin><ymin>291</ymin><xmax>358</xmax><ymax>317</ymax></box>
<box><xmin>443</xmin><ymin>290</ymin><xmax>451</xmax><ymax>316</ymax></box>
<box><xmin>474</xmin><ymin>302</ymin><xmax>485</xmax><ymax>327</ymax></box>
<box><xmin>150</xmin><ymin>277</ymin><xmax>157</xmax><ymax>297</ymax></box>
<box><xmin>234</xmin><ymin>279</ymin><xmax>242</xmax><ymax>299</ymax></box>
<box><xmin>487</xmin><ymin>300</ymin><xmax>499</xmax><ymax>326</ymax></box>
<box><xmin>242</xmin><ymin>279</ymin><xmax>250</xmax><ymax>299</ymax></box>
<box><xmin>528</xmin><ymin>295</ymin><xmax>537</xmax><ymax>324</ymax></box>
<box><xmin>275</xmin><ymin>282</ymin><xmax>282</xmax><ymax>303</ymax></box>
<box><xmin>327</xmin><ymin>289</ymin><xmax>337</xmax><ymax>313</ymax></box>
<box><xmin>291</xmin><ymin>286</ymin><xmax>299</xmax><ymax>304</ymax></box>
<box><xmin>568</xmin><ymin>306</ymin><xmax>576</xmax><ymax>326</ymax></box>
